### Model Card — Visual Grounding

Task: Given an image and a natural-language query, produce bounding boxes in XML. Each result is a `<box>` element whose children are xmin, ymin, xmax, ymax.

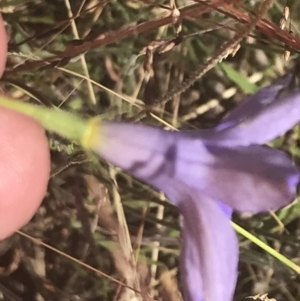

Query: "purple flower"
<box><xmin>89</xmin><ymin>75</ymin><xmax>300</xmax><ymax>301</ymax></box>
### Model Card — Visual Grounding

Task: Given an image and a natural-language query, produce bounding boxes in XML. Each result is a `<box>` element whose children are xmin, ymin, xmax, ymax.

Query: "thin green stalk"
<box><xmin>0</xmin><ymin>94</ymin><xmax>89</xmax><ymax>145</ymax></box>
<box><xmin>232</xmin><ymin>222</ymin><xmax>300</xmax><ymax>274</ymax></box>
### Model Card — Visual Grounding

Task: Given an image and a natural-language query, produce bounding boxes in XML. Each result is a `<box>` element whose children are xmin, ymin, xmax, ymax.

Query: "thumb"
<box><xmin>0</xmin><ymin>108</ymin><xmax>51</xmax><ymax>239</ymax></box>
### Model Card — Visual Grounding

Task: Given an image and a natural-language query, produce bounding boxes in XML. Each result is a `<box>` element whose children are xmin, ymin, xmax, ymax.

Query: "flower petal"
<box><xmin>216</xmin><ymin>74</ymin><xmax>293</xmax><ymax>131</ymax></box>
<box><xmin>186</xmin><ymin>75</ymin><xmax>300</xmax><ymax>146</ymax></box>
<box><xmin>168</xmin><ymin>184</ymin><xmax>238</xmax><ymax>301</ymax></box>
<box><xmin>176</xmin><ymin>137</ymin><xmax>299</xmax><ymax>212</ymax></box>
<box><xmin>210</xmin><ymin>89</ymin><xmax>300</xmax><ymax>146</ymax></box>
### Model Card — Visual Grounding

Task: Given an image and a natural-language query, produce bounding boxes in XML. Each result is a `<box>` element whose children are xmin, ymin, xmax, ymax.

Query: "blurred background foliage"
<box><xmin>0</xmin><ymin>0</ymin><xmax>300</xmax><ymax>300</ymax></box>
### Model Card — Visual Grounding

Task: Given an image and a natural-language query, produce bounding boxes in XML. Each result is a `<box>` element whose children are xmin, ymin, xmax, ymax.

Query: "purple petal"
<box><xmin>176</xmin><ymin>137</ymin><xmax>299</xmax><ymax>212</ymax></box>
<box><xmin>186</xmin><ymin>75</ymin><xmax>300</xmax><ymax>146</ymax></box>
<box><xmin>216</xmin><ymin>74</ymin><xmax>293</xmax><ymax>131</ymax></box>
<box><xmin>209</xmin><ymin>90</ymin><xmax>300</xmax><ymax>146</ymax></box>
<box><xmin>168</xmin><ymin>184</ymin><xmax>238</xmax><ymax>301</ymax></box>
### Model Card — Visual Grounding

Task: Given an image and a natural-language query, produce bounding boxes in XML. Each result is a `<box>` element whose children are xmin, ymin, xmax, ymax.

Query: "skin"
<box><xmin>0</xmin><ymin>15</ymin><xmax>50</xmax><ymax>240</ymax></box>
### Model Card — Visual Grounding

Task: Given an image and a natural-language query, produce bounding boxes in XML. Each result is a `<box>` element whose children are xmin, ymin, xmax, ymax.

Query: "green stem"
<box><xmin>232</xmin><ymin>222</ymin><xmax>300</xmax><ymax>274</ymax></box>
<box><xmin>0</xmin><ymin>95</ymin><xmax>89</xmax><ymax>144</ymax></box>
